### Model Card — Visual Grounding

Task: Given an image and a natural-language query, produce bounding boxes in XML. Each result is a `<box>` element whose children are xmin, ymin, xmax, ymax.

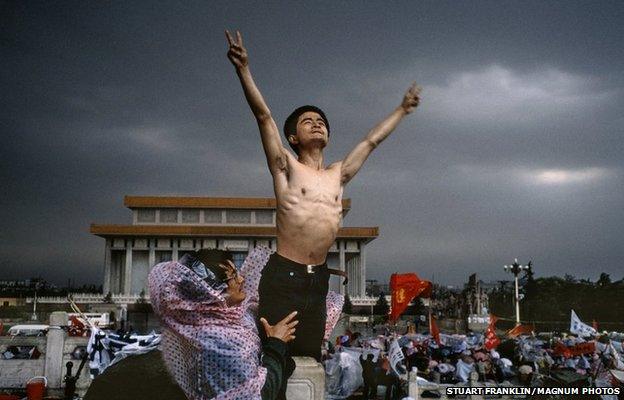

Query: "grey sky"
<box><xmin>1</xmin><ymin>1</ymin><xmax>623</xmax><ymax>286</ymax></box>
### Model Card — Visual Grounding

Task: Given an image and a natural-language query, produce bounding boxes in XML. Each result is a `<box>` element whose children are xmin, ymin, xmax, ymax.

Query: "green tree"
<box><xmin>103</xmin><ymin>291</ymin><xmax>113</xmax><ymax>304</ymax></box>
<box><xmin>404</xmin><ymin>298</ymin><xmax>426</xmax><ymax>316</ymax></box>
<box><xmin>597</xmin><ymin>272</ymin><xmax>611</xmax><ymax>287</ymax></box>
<box><xmin>343</xmin><ymin>294</ymin><xmax>353</xmax><ymax>314</ymax></box>
<box><xmin>373</xmin><ymin>293</ymin><xmax>389</xmax><ymax>317</ymax></box>
<box><xmin>135</xmin><ymin>290</ymin><xmax>151</xmax><ymax>332</ymax></box>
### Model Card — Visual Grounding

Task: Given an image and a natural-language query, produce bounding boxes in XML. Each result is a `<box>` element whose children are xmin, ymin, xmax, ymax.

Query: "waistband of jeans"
<box><xmin>271</xmin><ymin>252</ymin><xmax>327</xmax><ymax>270</ymax></box>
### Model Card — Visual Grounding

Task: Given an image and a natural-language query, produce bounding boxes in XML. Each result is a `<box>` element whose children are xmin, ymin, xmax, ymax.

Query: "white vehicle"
<box><xmin>8</xmin><ymin>324</ymin><xmax>49</xmax><ymax>336</ymax></box>
<box><xmin>67</xmin><ymin>312</ymin><xmax>111</xmax><ymax>328</ymax></box>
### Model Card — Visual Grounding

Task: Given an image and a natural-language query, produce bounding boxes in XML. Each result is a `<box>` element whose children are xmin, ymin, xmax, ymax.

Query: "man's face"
<box><xmin>220</xmin><ymin>260</ymin><xmax>246</xmax><ymax>306</ymax></box>
<box><xmin>290</xmin><ymin>111</ymin><xmax>329</xmax><ymax>150</ymax></box>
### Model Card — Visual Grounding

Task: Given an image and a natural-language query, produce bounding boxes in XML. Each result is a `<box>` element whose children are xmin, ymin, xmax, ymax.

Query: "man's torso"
<box><xmin>273</xmin><ymin>153</ymin><xmax>344</xmax><ymax>265</ymax></box>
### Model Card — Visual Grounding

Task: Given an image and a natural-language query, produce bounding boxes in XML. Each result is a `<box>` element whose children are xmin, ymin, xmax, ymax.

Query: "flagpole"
<box><xmin>430</xmin><ymin>273</ymin><xmax>435</xmax><ymax>328</ymax></box>
<box><xmin>514</xmin><ymin>274</ymin><xmax>520</xmax><ymax>325</ymax></box>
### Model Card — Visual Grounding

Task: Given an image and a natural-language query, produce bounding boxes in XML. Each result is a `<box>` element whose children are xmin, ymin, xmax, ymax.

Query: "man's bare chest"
<box><xmin>286</xmin><ymin>166</ymin><xmax>343</xmax><ymax>202</ymax></box>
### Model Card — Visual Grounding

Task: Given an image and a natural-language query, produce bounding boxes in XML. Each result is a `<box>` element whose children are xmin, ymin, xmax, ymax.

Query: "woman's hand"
<box><xmin>260</xmin><ymin>311</ymin><xmax>298</xmax><ymax>343</ymax></box>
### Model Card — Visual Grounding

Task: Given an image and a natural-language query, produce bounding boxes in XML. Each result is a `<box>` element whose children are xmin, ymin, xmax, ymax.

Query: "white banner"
<box><xmin>388</xmin><ymin>339</ymin><xmax>406</xmax><ymax>376</ymax></box>
<box><xmin>570</xmin><ymin>309</ymin><xmax>597</xmax><ymax>338</ymax></box>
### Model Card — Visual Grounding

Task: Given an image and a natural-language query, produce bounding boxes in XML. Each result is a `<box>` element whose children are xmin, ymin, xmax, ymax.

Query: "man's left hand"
<box><xmin>401</xmin><ymin>82</ymin><xmax>422</xmax><ymax>114</ymax></box>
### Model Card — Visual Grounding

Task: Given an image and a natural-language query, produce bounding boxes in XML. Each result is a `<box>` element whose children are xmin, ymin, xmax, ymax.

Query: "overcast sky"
<box><xmin>1</xmin><ymin>1</ymin><xmax>623</xmax><ymax>287</ymax></box>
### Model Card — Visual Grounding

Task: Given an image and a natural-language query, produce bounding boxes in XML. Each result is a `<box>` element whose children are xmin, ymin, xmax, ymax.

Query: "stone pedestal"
<box><xmin>408</xmin><ymin>366</ymin><xmax>419</xmax><ymax>399</ymax></box>
<box><xmin>44</xmin><ymin>311</ymin><xmax>68</xmax><ymax>389</ymax></box>
<box><xmin>286</xmin><ymin>357</ymin><xmax>325</xmax><ymax>400</ymax></box>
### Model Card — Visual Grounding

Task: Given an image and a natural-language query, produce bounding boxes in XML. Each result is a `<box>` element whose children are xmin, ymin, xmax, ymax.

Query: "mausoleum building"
<box><xmin>90</xmin><ymin>196</ymin><xmax>378</xmax><ymax>299</ymax></box>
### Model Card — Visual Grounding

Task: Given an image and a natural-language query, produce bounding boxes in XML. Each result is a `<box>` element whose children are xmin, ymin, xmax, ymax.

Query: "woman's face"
<box><xmin>220</xmin><ymin>260</ymin><xmax>246</xmax><ymax>306</ymax></box>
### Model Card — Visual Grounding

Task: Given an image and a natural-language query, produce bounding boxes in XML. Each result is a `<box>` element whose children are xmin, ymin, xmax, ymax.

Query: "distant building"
<box><xmin>91</xmin><ymin>196</ymin><xmax>379</xmax><ymax>300</ymax></box>
<box><xmin>0</xmin><ymin>279</ymin><xmax>33</xmax><ymax>288</ymax></box>
<box><xmin>0</xmin><ymin>278</ymin><xmax>52</xmax><ymax>296</ymax></box>
<box><xmin>0</xmin><ymin>297</ymin><xmax>25</xmax><ymax>307</ymax></box>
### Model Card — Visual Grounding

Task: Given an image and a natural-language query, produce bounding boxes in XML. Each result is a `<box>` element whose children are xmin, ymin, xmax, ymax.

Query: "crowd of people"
<box><xmin>322</xmin><ymin>322</ymin><xmax>624</xmax><ymax>399</ymax></box>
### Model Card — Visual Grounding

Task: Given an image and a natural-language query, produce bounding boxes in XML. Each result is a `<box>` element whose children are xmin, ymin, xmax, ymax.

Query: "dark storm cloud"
<box><xmin>1</xmin><ymin>1</ymin><xmax>623</xmax><ymax>286</ymax></box>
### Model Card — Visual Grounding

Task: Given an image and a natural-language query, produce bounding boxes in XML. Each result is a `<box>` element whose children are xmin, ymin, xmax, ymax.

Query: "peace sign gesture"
<box><xmin>401</xmin><ymin>82</ymin><xmax>422</xmax><ymax>114</ymax></box>
<box><xmin>225</xmin><ymin>30</ymin><xmax>248</xmax><ymax>69</ymax></box>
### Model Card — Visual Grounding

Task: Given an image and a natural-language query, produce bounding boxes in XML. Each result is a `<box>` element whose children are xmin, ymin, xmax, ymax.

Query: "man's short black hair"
<box><xmin>283</xmin><ymin>105</ymin><xmax>330</xmax><ymax>154</ymax></box>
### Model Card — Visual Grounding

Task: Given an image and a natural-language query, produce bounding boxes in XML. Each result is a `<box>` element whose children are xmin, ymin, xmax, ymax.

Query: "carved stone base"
<box><xmin>286</xmin><ymin>357</ymin><xmax>325</xmax><ymax>400</ymax></box>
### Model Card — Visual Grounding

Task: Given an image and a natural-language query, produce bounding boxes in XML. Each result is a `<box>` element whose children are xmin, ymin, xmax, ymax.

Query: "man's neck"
<box><xmin>298</xmin><ymin>148</ymin><xmax>324</xmax><ymax>170</ymax></box>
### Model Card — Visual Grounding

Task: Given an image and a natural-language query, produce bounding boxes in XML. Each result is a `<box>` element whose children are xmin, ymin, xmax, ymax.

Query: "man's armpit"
<box><xmin>271</xmin><ymin>151</ymin><xmax>289</xmax><ymax>173</ymax></box>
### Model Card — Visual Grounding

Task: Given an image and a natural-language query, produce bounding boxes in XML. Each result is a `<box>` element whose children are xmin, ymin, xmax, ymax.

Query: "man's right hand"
<box><xmin>225</xmin><ymin>30</ymin><xmax>248</xmax><ymax>69</ymax></box>
<box><xmin>260</xmin><ymin>311</ymin><xmax>298</xmax><ymax>343</ymax></box>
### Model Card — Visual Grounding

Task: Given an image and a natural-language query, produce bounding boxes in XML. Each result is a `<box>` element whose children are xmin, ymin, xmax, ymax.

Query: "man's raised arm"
<box><xmin>340</xmin><ymin>83</ymin><xmax>421</xmax><ymax>184</ymax></box>
<box><xmin>226</xmin><ymin>30</ymin><xmax>288</xmax><ymax>173</ymax></box>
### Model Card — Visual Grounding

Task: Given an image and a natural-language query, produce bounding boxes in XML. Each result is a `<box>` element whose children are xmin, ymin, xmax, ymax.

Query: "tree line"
<box><xmin>489</xmin><ymin>272</ymin><xmax>624</xmax><ymax>332</ymax></box>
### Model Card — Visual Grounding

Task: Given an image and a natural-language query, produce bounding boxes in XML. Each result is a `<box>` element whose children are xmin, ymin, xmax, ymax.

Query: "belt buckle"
<box><xmin>307</xmin><ymin>265</ymin><xmax>314</xmax><ymax>274</ymax></box>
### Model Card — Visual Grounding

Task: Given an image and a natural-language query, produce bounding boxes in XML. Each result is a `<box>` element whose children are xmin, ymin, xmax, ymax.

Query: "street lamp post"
<box><xmin>503</xmin><ymin>259</ymin><xmax>532</xmax><ymax>326</ymax></box>
<box><xmin>31</xmin><ymin>289</ymin><xmax>37</xmax><ymax>321</ymax></box>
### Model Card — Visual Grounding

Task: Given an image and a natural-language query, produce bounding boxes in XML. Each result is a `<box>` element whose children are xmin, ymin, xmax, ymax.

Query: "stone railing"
<box><xmin>26</xmin><ymin>293</ymin><xmax>147</xmax><ymax>304</ymax></box>
<box><xmin>350</xmin><ymin>296</ymin><xmax>379</xmax><ymax>306</ymax></box>
<box><xmin>0</xmin><ymin>311</ymin><xmax>325</xmax><ymax>400</ymax></box>
<box><xmin>0</xmin><ymin>312</ymin><xmax>90</xmax><ymax>396</ymax></box>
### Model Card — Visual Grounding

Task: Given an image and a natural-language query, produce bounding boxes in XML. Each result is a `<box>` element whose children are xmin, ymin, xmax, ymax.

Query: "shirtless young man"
<box><xmin>225</xmin><ymin>31</ymin><xmax>421</xmax><ymax>362</ymax></box>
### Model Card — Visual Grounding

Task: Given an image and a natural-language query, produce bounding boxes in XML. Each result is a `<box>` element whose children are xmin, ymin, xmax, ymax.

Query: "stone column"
<box><xmin>347</xmin><ymin>258</ymin><xmax>356</xmax><ymax>297</ymax></box>
<box><xmin>172</xmin><ymin>239</ymin><xmax>179</xmax><ymax>260</ymax></box>
<box><xmin>338</xmin><ymin>241</ymin><xmax>346</xmax><ymax>296</ymax></box>
<box><xmin>408</xmin><ymin>367</ymin><xmax>419</xmax><ymax>399</ymax></box>
<box><xmin>124</xmin><ymin>241</ymin><xmax>133</xmax><ymax>295</ymax></box>
<box><xmin>360</xmin><ymin>242</ymin><xmax>367</xmax><ymax>297</ymax></box>
<box><xmin>45</xmin><ymin>312</ymin><xmax>68</xmax><ymax>389</ymax></box>
<box><xmin>147</xmin><ymin>238</ymin><xmax>156</xmax><ymax>295</ymax></box>
<box><xmin>148</xmin><ymin>238</ymin><xmax>156</xmax><ymax>268</ymax></box>
<box><xmin>103</xmin><ymin>239</ymin><xmax>112</xmax><ymax>295</ymax></box>
<box><xmin>354</xmin><ymin>256</ymin><xmax>361</xmax><ymax>297</ymax></box>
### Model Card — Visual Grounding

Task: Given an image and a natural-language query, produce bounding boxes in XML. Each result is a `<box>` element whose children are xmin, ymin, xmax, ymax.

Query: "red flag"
<box><xmin>554</xmin><ymin>341</ymin><xmax>595</xmax><ymax>358</ymax></box>
<box><xmin>506</xmin><ymin>323</ymin><xmax>535</xmax><ymax>338</ymax></box>
<box><xmin>389</xmin><ymin>273</ymin><xmax>432</xmax><ymax>321</ymax></box>
<box><xmin>429</xmin><ymin>311</ymin><xmax>441</xmax><ymax>345</ymax></box>
<box><xmin>484</xmin><ymin>314</ymin><xmax>501</xmax><ymax>350</ymax></box>
<box><xmin>554</xmin><ymin>342</ymin><xmax>572</xmax><ymax>358</ymax></box>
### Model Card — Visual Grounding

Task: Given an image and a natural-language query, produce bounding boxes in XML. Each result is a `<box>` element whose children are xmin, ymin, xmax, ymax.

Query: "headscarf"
<box><xmin>149</xmin><ymin>247</ymin><xmax>270</xmax><ymax>400</ymax></box>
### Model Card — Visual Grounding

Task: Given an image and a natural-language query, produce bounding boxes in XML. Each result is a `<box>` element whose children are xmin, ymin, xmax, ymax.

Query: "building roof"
<box><xmin>90</xmin><ymin>224</ymin><xmax>378</xmax><ymax>242</ymax></box>
<box><xmin>124</xmin><ymin>196</ymin><xmax>352</xmax><ymax>210</ymax></box>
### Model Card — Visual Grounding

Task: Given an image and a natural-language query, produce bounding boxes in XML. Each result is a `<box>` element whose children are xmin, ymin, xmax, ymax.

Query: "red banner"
<box><xmin>429</xmin><ymin>311</ymin><xmax>441</xmax><ymax>345</ymax></box>
<box><xmin>484</xmin><ymin>314</ymin><xmax>501</xmax><ymax>350</ymax></box>
<box><xmin>506</xmin><ymin>323</ymin><xmax>535</xmax><ymax>338</ymax></box>
<box><xmin>553</xmin><ymin>341</ymin><xmax>596</xmax><ymax>358</ymax></box>
<box><xmin>389</xmin><ymin>273</ymin><xmax>432</xmax><ymax>321</ymax></box>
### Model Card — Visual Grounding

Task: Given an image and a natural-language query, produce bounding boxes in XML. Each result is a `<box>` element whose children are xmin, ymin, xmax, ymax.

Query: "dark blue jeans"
<box><xmin>258</xmin><ymin>252</ymin><xmax>329</xmax><ymax>362</ymax></box>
